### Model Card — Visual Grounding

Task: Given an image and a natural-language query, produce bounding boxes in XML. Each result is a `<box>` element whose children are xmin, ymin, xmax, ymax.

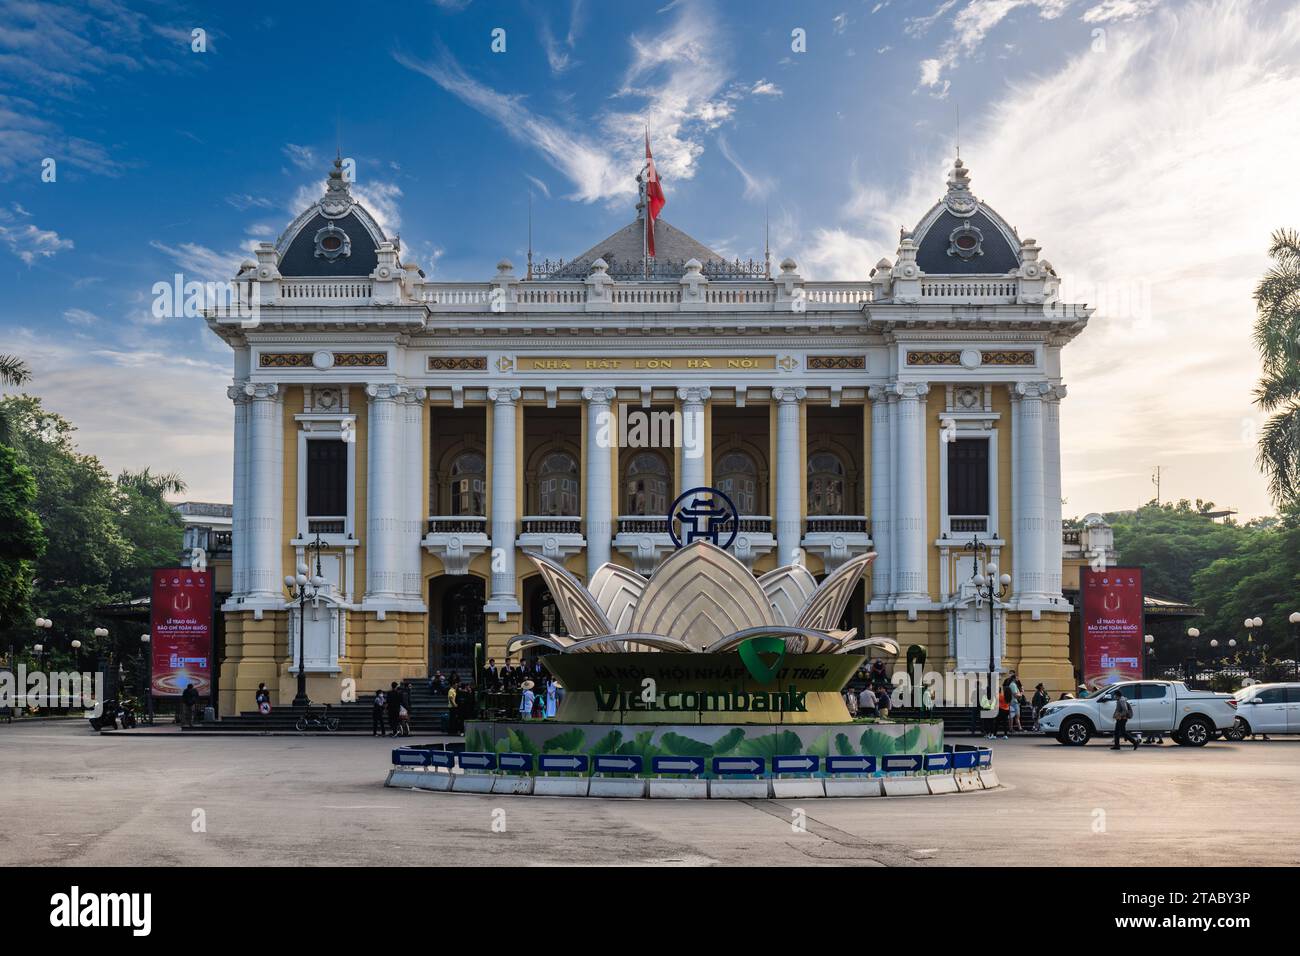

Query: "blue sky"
<box><xmin>2</xmin><ymin>0</ymin><xmax>1299</xmax><ymax>517</ymax></box>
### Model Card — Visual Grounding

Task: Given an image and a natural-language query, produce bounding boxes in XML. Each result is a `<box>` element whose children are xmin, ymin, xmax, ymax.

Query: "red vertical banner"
<box><xmin>1080</xmin><ymin>567</ymin><xmax>1144</xmax><ymax>689</ymax></box>
<box><xmin>150</xmin><ymin>568</ymin><xmax>213</xmax><ymax>697</ymax></box>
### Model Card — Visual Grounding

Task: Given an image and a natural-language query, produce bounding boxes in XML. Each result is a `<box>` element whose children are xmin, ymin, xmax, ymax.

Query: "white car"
<box><xmin>1036</xmin><ymin>680</ymin><xmax>1238</xmax><ymax>747</ymax></box>
<box><xmin>1224</xmin><ymin>683</ymin><xmax>1300</xmax><ymax>740</ymax></box>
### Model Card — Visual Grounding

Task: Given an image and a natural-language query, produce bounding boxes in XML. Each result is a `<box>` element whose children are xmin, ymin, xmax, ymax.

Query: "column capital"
<box><xmin>487</xmin><ymin>386</ymin><xmax>522</xmax><ymax>405</ymax></box>
<box><xmin>365</xmin><ymin>383</ymin><xmax>425</xmax><ymax>403</ymax></box>
<box><xmin>891</xmin><ymin>380</ymin><xmax>930</xmax><ymax>400</ymax></box>
<box><xmin>676</xmin><ymin>386</ymin><xmax>712</xmax><ymax>404</ymax></box>
<box><xmin>772</xmin><ymin>386</ymin><xmax>806</xmax><ymax>405</ymax></box>
<box><xmin>1014</xmin><ymin>380</ymin><xmax>1052</xmax><ymax>399</ymax></box>
<box><xmin>242</xmin><ymin>382</ymin><xmax>279</xmax><ymax>400</ymax></box>
<box><xmin>1046</xmin><ymin>383</ymin><xmax>1067</xmax><ymax>401</ymax></box>
<box><xmin>228</xmin><ymin>382</ymin><xmax>252</xmax><ymax>403</ymax></box>
<box><xmin>581</xmin><ymin>385</ymin><xmax>617</xmax><ymax>404</ymax></box>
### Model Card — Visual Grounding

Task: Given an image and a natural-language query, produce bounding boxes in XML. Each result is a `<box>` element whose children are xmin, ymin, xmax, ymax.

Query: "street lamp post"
<box><xmin>140</xmin><ymin>634</ymin><xmax>153</xmax><ymax>722</ymax></box>
<box><xmin>1289</xmin><ymin>612</ymin><xmax>1300</xmax><ymax>678</ymax></box>
<box><xmin>963</xmin><ymin>535</ymin><xmax>1012</xmax><ymax>719</ymax></box>
<box><xmin>1185</xmin><ymin>626</ymin><xmax>1200</xmax><ymax>682</ymax></box>
<box><xmin>284</xmin><ymin>532</ymin><xmax>327</xmax><ymax>708</ymax></box>
<box><xmin>1144</xmin><ymin>633</ymin><xmax>1155</xmax><ymax>678</ymax></box>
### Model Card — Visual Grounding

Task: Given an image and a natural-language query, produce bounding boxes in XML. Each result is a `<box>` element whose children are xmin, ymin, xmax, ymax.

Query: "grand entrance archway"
<box><xmin>428</xmin><ymin>575</ymin><xmax>484</xmax><ymax>678</ymax></box>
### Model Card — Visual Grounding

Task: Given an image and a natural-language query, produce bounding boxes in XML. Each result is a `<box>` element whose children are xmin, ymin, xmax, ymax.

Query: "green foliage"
<box><xmin>859</xmin><ymin>728</ymin><xmax>900</xmax><ymax>756</ymax></box>
<box><xmin>0</xmin><ymin>443</ymin><xmax>46</xmax><ymax>633</ymax></box>
<box><xmin>540</xmin><ymin>727</ymin><xmax>585</xmax><ymax>753</ymax></box>
<box><xmin>733</xmin><ymin>730</ymin><xmax>802</xmax><ymax>759</ymax></box>
<box><xmin>1252</xmin><ymin>228</ymin><xmax>1300</xmax><ymax>507</ymax></box>
<box><xmin>709</xmin><ymin>727</ymin><xmax>745</xmax><ymax>755</ymax></box>
<box><xmin>589</xmin><ymin>729</ymin><xmax>624</xmax><ymax>754</ymax></box>
<box><xmin>834</xmin><ymin>732</ymin><xmax>855</xmax><ymax>756</ymax></box>
<box><xmin>1106</xmin><ymin>500</ymin><xmax>1247</xmax><ymax>600</ymax></box>
<box><xmin>658</xmin><ymin>731</ymin><xmax>716</xmax><ymax>756</ymax></box>
<box><xmin>0</xmin><ymin>396</ymin><xmax>184</xmax><ymax>668</ymax></box>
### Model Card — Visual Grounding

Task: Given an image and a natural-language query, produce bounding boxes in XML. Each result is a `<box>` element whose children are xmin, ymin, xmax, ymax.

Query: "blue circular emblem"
<box><xmin>667</xmin><ymin>485</ymin><xmax>739</xmax><ymax>550</ymax></box>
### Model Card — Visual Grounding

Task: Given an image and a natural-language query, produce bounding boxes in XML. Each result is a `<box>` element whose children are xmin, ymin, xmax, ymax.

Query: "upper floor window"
<box><xmin>624</xmin><ymin>451</ymin><xmax>669</xmax><ymax>516</ymax></box>
<box><xmin>807</xmin><ymin>451</ymin><xmax>846</xmax><ymax>516</ymax></box>
<box><xmin>538</xmin><ymin>452</ymin><xmax>579</xmax><ymax>516</ymax></box>
<box><xmin>449</xmin><ymin>451</ymin><xmax>486</xmax><ymax>516</ymax></box>
<box><xmin>947</xmin><ymin>438</ymin><xmax>989</xmax><ymax>518</ymax></box>
<box><xmin>715</xmin><ymin>451</ymin><xmax>757</xmax><ymax>514</ymax></box>
<box><xmin>306</xmin><ymin>439</ymin><xmax>348</xmax><ymax>517</ymax></box>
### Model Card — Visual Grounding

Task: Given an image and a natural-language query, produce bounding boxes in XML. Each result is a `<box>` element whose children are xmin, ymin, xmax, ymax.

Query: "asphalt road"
<box><xmin>1</xmin><ymin>721</ymin><xmax>1296</xmax><ymax>866</ymax></box>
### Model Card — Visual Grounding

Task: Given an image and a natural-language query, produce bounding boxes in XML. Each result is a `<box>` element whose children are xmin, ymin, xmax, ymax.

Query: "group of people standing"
<box><xmin>985</xmin><ymin>671</ymin><xmax>1050</xmax><ymax>738</ymax></box>
<box><xmin>371</xmin><ymin>682</ymin><xmax>412</xmax><ymax>737</ymax></box>
<box><xmin>517</xmin><ymin>677</ymin><xmax>560</xmax><ymax>720</ymax></box>
<box><xmin>479</xmin><ymin>657</ymin><xmax>548</xmax><ymax>691</ymax></box>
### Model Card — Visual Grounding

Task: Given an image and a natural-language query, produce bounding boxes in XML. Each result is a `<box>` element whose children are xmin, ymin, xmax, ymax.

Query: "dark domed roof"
<box><xmin>910</xmin><ymin>157</ymin><xmax>1022</xmax><ymax>275</ymax></box>
<box><xmin>547</xmin><ymin>216</ymin><xmax>734</xmax><ymax>279</ymax></box>
<box><xmin>275</xmin><ymin>158</ymin><xmax>387</xmax><ymax>278</ymax></box>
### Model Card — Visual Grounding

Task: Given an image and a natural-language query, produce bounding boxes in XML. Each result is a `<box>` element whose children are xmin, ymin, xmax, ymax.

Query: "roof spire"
<box><xmin>764</xmin><ymin>202</ymin><xmax>771</xmax><ymax>279</ymax></box>
<box><xmin>321</xmin><ymin>154</ymin><xmax>354</xmax><ymax>218</ymax></box>
<box><xmin>943</xmin><ymin>151</ymin><xmax>978</xmax><ymax>217</ymax></box>
<box><xmin>526</xmin><ymin>189</ymin><xmax>534</xmax><ymax>280</ymax></box>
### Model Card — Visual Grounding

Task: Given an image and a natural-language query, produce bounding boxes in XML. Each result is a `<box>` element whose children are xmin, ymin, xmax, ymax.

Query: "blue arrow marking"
<box><xmin>428</xmin><ymin>751</ymin><xmax>454</xmax><ymax>768</ymax></box>
<box><xmin>712</xmin><ymin>757</ymin><xmax>765</xmax><ymax>775</ymax></box>
<box><xmin>538</xmin><ymin>755</ymin><xmax>588</xmax><ymax>773</ymax></box>
<box><xmin>977</xmin><ymin>749</ymin><xmax>993</xmax><ymax>767</ymax></box>
<box><xmin>923</xmin><ymin>752</ymin><xmax>953</xmax><ymax>772</ymax></box>
<box><xmin>883</xmin><ymin>754</ymin><xmax>923</xmax><ymax>773</ymax></box>
<box><xmin>593</xmin><ymin>755</ymin><xmax>642</xmax><ymax>774</ymax></box>
<box><xmin>953</xmin><ymin>751</ymin><xmax>978</xmax><ymax>770</ymax></box>
<box><xmin>498</xmin><ymin>753</ymin><xmax>534</xmax><ymax>773</ymax></box>
<box><xmin>456</xmin><ymin>751</ymin><xmax>497</xmax><ymax>770</ymax></box>
<box><xmin>772</xmin><ymin>755</ymin><xmax>819</xmax><ymax>774</ymax></box>
<box><xmin>652</xmin><ymin>756</ymin><xmax>704</xmax><ymax>776</ymax></box>
<box><xmin>825</xmin><ymin>755</ymin><xmax>877</xmax><ymax>774</ymax></box>
<box><xmin>392</xmin><ymin>748</ymin><xmax>429</xmax><ymax>767</ymax></box>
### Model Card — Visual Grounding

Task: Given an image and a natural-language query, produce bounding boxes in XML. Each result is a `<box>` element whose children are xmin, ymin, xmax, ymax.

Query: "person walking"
<box><xmin>180</xmin><ymin>682</ymin><xmax>199</xmax><ymax>728</ymax></box>
<box><xmin>446</xmin><ymin>682</ymin><xmax>459</xmax><ymax>734</ymax></box>
<box><xmin>519</xmin><ymin>680</ymin><xmax>536</xmax><ymax>720</ymax></box>
<box><xmin>1111</xmin><ymin>691</ymin><xmax>1139</xmax><ymax>750</ymax></box>
<box><xmin>993</xmin><ymin>687</ymin><xmax>1010</xmax><ymax>739</ymax></box>
<box><xmin>844</xmin><ymin>687</ymin><xmax>859</xmax><ymax>717</ymax></box>
<box><xmin>371</xmin><ymin>689</ymin><xmax>387</xmax><ymax>736</ymax></box>
<box><xmin>386</xmin><ymin>681</ymin><xmax>403</xmax><ymax>737</ymax></box>
<box><xmin>857</xmin><ymin>683</ymin><xmax>877</xmax><ymax>717</ymax></box>
<box><xmin>1031</xmin><ymin>683</ymin><xmax>1049</xmax><ymax>730</ymax></box>
<box><xmin>545</xmin><ymin>679</ymin><xmax>558</xmax><ymax>719</ymax></box>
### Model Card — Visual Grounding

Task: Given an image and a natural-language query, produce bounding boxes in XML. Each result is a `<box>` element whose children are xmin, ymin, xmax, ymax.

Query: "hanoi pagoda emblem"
<box><xmin>668</xmin><ymin>485</ymin><xmax>739</xmax><ymax>550</ymax></box>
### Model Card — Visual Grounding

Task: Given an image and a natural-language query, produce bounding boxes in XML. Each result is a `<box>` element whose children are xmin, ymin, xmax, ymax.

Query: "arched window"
<box><xmin>448</xmin><ymin>451</ymin><xmax>485</xmax><ymax>516</ymax></box>
<box><xmin>538</xmin><ymin>451</ymin><xmax>579</xmax><ymax>516</ymax></box>
<box><xmin>807</xmin><ymin>451</ymin><xmax>846</xmax><ymax>516</ymax></box>
<box><xmin>714</xmin><ymin>450</ymin><xmax>757</xmax><ymax>514</ymax></box>
<box><xmin>624</xmin><ymin>451</ymin><xmax>669</xmax><ymax>516</ymax></box>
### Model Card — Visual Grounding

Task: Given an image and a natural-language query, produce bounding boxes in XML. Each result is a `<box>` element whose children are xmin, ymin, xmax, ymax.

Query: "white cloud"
<box><xmin>913</xmin><ymin>0</ymin><xmax>1077</xmax><ymax>91</ymax></box>
<box><xmin>282</xmin><ymin>143</ymin><xmax>317</xmax><ymax>171</ymax></box>
<box><xmin>524</xmin><ymin>174</ymin><xmax>551</xmax><ymax>198</ymax></box>
<box><xmin>822</xmin><ymin>0</ymin><xmax>1300</xmax><ymax>517</ymax></box>
<box><xmin>0</xmin><ymin>204</ymin><xmax>73</xmax><ymax>263</ymax></box>
<box><xmin>62</xmin><ymin>307</ymin><xmax>100</xmax><ymax>326</ymax></box>
<box><xmin>716</xmin><ymin>135</ymin><xmax>774</xmax><ymax>201</ymax></box>
<box><xmin>751</xmin><ymin>78</ymin><xmax>782</xmax><ymax>96</ymax></box>
<box><xmin>148</xmin><ymin>240</ymin><xmax>247</xmax><ymax>282</ymax></box>
<box><xmin>1081</xmin><ymin>0</ymin><xmax>1161</xmax><ymax>22</ymax></box>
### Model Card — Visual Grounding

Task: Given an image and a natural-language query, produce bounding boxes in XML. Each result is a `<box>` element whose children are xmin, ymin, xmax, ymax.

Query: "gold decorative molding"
<box><xmin>981</xmin><ymin>350</ymin><xmax>1035</xmax><ymax>366</ymax></box>
<box><xmin>259</xmin><ymin>353</ymin><xmax>312</xmax><ymax>368</ymax></box>
<box><xmin>428</xmin><ymin>356</ymin><xmax>488</xmax><ymax>372</ymax></box>
<box><xmin>906</xmin><ymin>350</ymin><xmax>961</xmax><ymax>366</ymax></box>
<box><xmin>808</xmin><ymin>355</ymin><xmax>865</xmax><ymax>370</ymax></box>
<box><xmin>333</xmin><ymin>352</ymin><xmax>387</xmax><ymax>367</ymax></box>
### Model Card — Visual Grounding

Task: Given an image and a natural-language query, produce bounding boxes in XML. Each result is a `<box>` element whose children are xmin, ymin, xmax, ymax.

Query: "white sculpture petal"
<box><xmin>758</xmin><ymin>564</ymin><xmax>819</xmax><ymax>626</ymax></box>
<box><xmin>562</xmin><ymin>633</ymin><xmax>696</xmax><ymax>653</ymax></box>
<box><xmin>795</xmin><ymin>552</ymin><xmax>877</xmax><ymax>631</ymax></box>
<box><xmin>506</xmin><ymin>633</ymin><xmax>576</xmax><ymax>656</ymax></box>
<box><xmin>522</xmin><ymin>550</ymin><xmax>613</xmax><ymax>638</ymax></box>
<box><xmin>703</xmin><ymin>625</ymin><xmax>841</xmax><ymax>654</ymax></box>
<box><xmin>841</xmin><ymin>636</ymin><xmax>900</xmax><ymax>655</ymax></box>
<box><xmin>587</xmin><ymin>563</ymin><xmax>647</xmax><ymax>634</ymax></box>
<box><xmin>628</xmin><ymin>541</ymin><xmax>775</xmax><ymax>650</ymax></box>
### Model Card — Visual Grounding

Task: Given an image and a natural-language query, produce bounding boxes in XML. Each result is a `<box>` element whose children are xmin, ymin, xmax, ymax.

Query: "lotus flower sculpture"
<box><xmin>509</xmin><ymin>541</ymin><xmax>891</xmax><ymax>657</ymax></box>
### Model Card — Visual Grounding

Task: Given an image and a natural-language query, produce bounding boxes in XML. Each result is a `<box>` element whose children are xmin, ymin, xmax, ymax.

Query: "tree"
<box><xmin>1253</xmin><ymin>228</ymin><xmax>1300</xmax><ymax>506</ymax></box>
<box><xmin>0</xmin><ymin>354</ymin><xmax>30</xmax><ymax>387</ymax></box>
<box><xmin>1106</xmin><ymin>500</ymin><xmax>1247</xmax><ymax>600</ymax></box>
<box><xmin>0</xmin><ymin>443</ymin><xmax>46</xmax><ymax>635</ymax></box>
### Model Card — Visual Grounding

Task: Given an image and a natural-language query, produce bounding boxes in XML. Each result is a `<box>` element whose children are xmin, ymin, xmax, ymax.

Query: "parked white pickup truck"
<box><xmin>1037</xmin><ymin>680</ymin><xmax>1238</xmax><ymax>746</ymax></box>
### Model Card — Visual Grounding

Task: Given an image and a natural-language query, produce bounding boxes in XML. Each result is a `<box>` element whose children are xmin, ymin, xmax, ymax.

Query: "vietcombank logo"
<box><xmin>593</xmin><ymin>637</ymin><xmax>806</xmax><ymax>715</ymax></box>
<box><xmin>738</xmin><ymin>636</ymin><xmax>785</xmax><ymax>684</ymax></box>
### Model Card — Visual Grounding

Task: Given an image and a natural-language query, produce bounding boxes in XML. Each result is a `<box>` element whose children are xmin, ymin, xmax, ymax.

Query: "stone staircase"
<box><xmin>187</xmin><ymin>680</ymin><xmax>452</xmax><ymax>734</ymax></box>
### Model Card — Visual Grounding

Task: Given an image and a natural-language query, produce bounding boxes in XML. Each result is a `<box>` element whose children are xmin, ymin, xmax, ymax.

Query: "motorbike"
<box><xmin>88</xmin><ymin>697</ymin><xmax>137</xmax><ymax>732</ymax></box>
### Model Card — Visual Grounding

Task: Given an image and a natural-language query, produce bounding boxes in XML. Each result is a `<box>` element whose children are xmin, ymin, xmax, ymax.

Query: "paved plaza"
<box><xmin>1</xmin><ymin>721</ymin><xmax>1296</xmax><ymax>867</ymax></box>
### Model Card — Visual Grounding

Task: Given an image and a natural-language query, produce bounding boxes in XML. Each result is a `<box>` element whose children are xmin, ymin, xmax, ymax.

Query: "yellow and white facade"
<box><xmin>205</xmin><ymin>156</ymin><xmax>1091</xmax><ymax>715</ymax></box>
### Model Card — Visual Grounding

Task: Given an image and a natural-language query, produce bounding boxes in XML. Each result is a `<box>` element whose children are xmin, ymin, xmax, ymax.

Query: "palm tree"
<box><xmin>0</xmin><ymin>354</ymin><xmax>30</xmax><ymax>387</ymax></box>
<box><xmin>1253</xmin><ymin>228</ymin><xmax>1300</xmax><ymax>506</ymax></box>
<box><xmin>117</xmin><ymin>468</ymin><xmax>187</xmax><ymax>499</ymax></box>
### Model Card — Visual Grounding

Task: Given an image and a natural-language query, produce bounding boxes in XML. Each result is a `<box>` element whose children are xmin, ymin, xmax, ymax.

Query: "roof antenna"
<box><xmin>526</xmin><ymin>189</ymin><xmax>534</xmax><ymax>281</ymax></box>
<box><xmin>955</xmin><ymin>103</ymin><xmax>961</xmax><ymax>161</ymax></box>
<box><xmin>764</xmin><ymin>202</ymin><xmax>771</xmax><ymax>279</ymax></box>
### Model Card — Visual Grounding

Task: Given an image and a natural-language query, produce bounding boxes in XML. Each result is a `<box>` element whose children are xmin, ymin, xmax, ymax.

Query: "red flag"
<box><xmin>644</xmin><ymin>131</ymin><xmax>666</xmax><ymax>257</ymax></box>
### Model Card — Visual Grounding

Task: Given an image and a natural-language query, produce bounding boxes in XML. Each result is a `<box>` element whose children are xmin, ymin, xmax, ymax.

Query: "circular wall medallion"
<box><xmin>312</xmin><ymin>350</ymin><xmax>335</xmax><ymax>370</ymax></box>
<box><xmin>960</xmin><ymin>349</ymin><xmax>981</xmax><ymax>370</ymax></box>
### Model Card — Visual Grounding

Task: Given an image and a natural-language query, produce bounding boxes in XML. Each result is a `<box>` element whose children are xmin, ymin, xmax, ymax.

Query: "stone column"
<box><xmin>893</xmin><ymin>381</ymin><xmax>930</xmax><ymax>603</ymax></box>
<box><xmin>244</xmin><ymin>382</ymin><xmax>284</xmax><ymax>603</ymax></box>
<box><xmin>401</xmin><ymin>387</ymin><xmax>428</xmax><ymax>602</ymax></box>
<box><xmin>1007</xmin><ymin>386</ymin><xmax>1023</xmax><ymax>598</ymax></box>
<box><xmin>1042</xmin><ymin>384</ymin><xmax>1066</xmax><ymax>602</ymax></box>
<box><xmin>867</xmin><ymin>386</ymin><xmax>892</xmax><ymax>607</ymax></box>
<box><xmin>1015</xmin><ymin>381</ymin><xmax>1049</xmax><ymax>603</ymax></box>
<box><xmin>226</xmin><ymin>385</ymin><xmax>251</xmax><ymax>601</ymax></box>
<box><xmin>772</xmin><ymin>386</ymin><xmax>806</xmax><ymax>566</ymax></box>
<box><xmin>486</xmin><ymin>387</ymin><xmax>522</xmax><ymax>616</ymax></box>
<box><xmin>364</xmin><ymin>383</ymin><xmax>405</xmax><ymax>602</ymax></box>
<box><xmin>583</xmin><ymin>386</ymin><xmax>616</xmax><ymax>576</ymax></box>
<box><xmin>676</xmin><ymin>386</ymin><xmax>711</xmax><ymax>495</ymax></box>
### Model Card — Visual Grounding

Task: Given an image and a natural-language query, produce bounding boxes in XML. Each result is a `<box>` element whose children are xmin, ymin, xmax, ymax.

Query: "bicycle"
<box><xmin>294</xmin><ymin>705</ymin><xmax>339</xmax><ymax>732</ymax></box>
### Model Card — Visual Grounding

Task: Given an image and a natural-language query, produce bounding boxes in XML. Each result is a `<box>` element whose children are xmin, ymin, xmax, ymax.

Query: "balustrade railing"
<box><xmin>426</xmin><ymin>516</ymin><xmax>489</xmax><ymax>535</ymax></box>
